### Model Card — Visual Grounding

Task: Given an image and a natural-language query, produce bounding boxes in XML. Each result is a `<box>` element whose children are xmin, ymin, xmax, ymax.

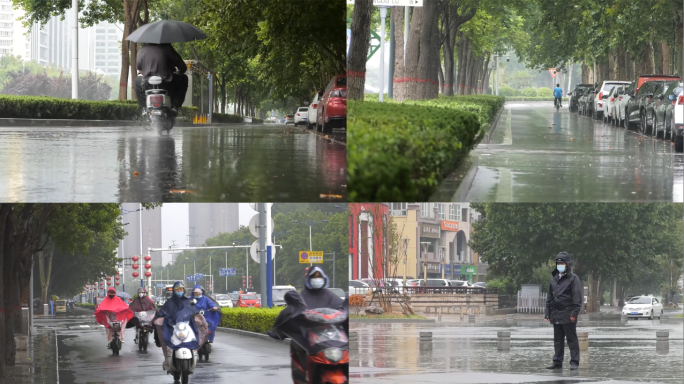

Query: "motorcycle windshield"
<box><xmin>303</xmin><ymin>308</ymin><xmax>348</xmax><ymax>325</ymax></box>
<box><xmin>163</xmin><ymin>305</ymin><xmax>199</xmax><ymax>350</ymax></box>
<box><xmin>135</xmin><ymin>310</ymin><xmax>156</xmax><ymax>327</ymax></box>
<box><xmin>306</xmin><ymin>324</ymin><xmax>348</xmax><ymax>354</ymax></box>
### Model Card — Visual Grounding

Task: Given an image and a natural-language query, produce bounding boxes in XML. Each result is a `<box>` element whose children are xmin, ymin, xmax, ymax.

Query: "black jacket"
<box><xmin>545</xmin><ymin>254</ymin><xmax>582</xmax><ymax>324</ymax></box>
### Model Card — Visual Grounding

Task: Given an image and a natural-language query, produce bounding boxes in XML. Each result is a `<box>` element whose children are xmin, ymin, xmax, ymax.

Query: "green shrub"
<box><xmin>537</xmin><ymin>87</ymin><xmax>553</xmax><ymax>97</ymax></box>
<box><xmin>219</xmin><ymin>307</ymin><xmax>285</xmax><ymax>334</ymax></box>
<box><xmin>252</xmin><ymin>118</ymin><xmax>264</xmax><ymax>123</ymax></box>
<box><xmin>498</xmin><ymin>86</ymin><xmax>520</xmax><ymax>97</ymax></box>
<box><xmin>177</xmin><ymin>106</ymin><xmax>198</xmax><ymax>122</ymax></box>
<box><xmin>76</xmin><ymin>303</ymin><xmax>95</xmax><ymax>310</ymax></box>
<box><xmin>504</xmin><ymin>96</ymin><xmax>569</xmax><ymax>101</ymax></box>
<box><xmin>212</xmin><ymin>112</ymin><xmax>244</xmax><ymax>123</ymax></box>
<box><xmin>0</xmin><ymin>95</ymin><xmax>139</xmax><ymax>120</ymax></box>
<box><xmin>521</xmin><ymin>87</ymin><xmax>537</xmax><ymax>97</ymax></box>
<box><xmin>348</xmin><ymin>95</ymin><xmax>504</xmax><ymax>201</ymax></box>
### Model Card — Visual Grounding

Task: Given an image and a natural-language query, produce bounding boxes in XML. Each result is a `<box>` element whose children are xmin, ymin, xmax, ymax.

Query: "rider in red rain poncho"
<box><xmin>95</xmin><ymin>287</ymin><xmax>133</xmax><ymax>347</ymax></box>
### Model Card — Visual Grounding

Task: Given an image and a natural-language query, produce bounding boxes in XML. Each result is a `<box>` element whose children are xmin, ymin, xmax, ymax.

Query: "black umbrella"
<box><xmin>116</xmin><ymin>291</ymin><xmax>132</xmax><ymax>300</ymax></box>
<box><xmin>126</xmin><ymin>20</ymin><xmax>207</xmax><ymax>44</ymax></box>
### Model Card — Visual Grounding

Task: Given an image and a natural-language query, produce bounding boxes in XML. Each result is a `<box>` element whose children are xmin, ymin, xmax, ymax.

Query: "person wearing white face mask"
<box><xmin>544</xmin><ymin>252</ymin><xmax>583</xmax><ymax>371</ymax></box>
<box><xmin>300</xmin><ymin>266</ymin><xmax>344</xmax><ymax>310</ymax></box>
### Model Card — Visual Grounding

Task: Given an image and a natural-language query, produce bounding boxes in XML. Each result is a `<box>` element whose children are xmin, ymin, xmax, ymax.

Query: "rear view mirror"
<box><xmin>657</xmin><ymin>94</ymin><xmax>664</xmax><ymax>100</ymax></box>
<box><xmin>669</xmin><ymin>94</ymin><xmax>677</xmax><ymax>101</ymax></box>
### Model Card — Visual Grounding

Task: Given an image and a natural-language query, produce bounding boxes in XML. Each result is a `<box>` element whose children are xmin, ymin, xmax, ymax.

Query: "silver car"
<box><xmin>672</xmin><ymin>89</ymin><xmax>684</xmax><ymax>152</ymax></box>
<box><xmin>649</xmin><ymin>81</ymin><xmax>682</xmax><ymax>140</ymax></box>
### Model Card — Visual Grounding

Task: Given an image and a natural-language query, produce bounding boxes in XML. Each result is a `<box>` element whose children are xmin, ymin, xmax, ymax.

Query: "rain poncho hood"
<box><xmin>191</xmin><ymin>284</ymin><xmax>220</xmax><ymax>341</ymax></box>
<box><xmin>551</xmin><ymin>252</ymin><xmax>573</xmax><ymax>277</ymax></box>
<box><xmin>95</xmin><ymin>288</ymin><xmax>133</xmax><ymax>326</ymax></box>
<box><xmin>300</xmin><ymin>267</ymin><xmax>344</xmax><ymax>310</ymax></box>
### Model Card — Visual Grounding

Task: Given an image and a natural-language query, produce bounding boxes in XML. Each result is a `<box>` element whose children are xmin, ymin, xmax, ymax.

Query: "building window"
<box><xmin>390</xmin><ymin>203</ymin><xmax>407</xmax><ymax>216</ymax></box>
<box><xmin>1</xmin><ymin>5</ymin><xmax>13</xmax><ymax>10</ymax></box>
<box><xmin>96</xmin><ymin>54</ymin><xmax>105</xmax><ymax>59</ymax></box>
<box><xmin>0</xmin><ymin>22</ymin><xmax>11</xmax><ymax>28</ymax></box>
<box><xmin>109</xmin><ymin>41</ymin><xmax>118</xmax><ymax>46</ymax></box>
<box><xmin>96</xmin><ymin>29</ymin><xmax>105</xmax><ymax>33</ymax></box>
<box><xmin>96</xmin><ymin>48</ymin><xmax>105</xmax><ymax>53</ymax></box>
<box><xmin>96</xmin><ymin>42</ymin><xmax>105</xmax><ymax>46</ymax></box>
<box><xmin>437</xmin><ymin>204</ymin><xmax>445</xmax><ymax>219</ymax></box>
<box><xmin>0</xmin><ymin>48</ymin><xmax>11</xmax><ymax>54</ymax></box>
<box><xmin>96</xmin><ymin>61</ymin><xmax>105</xmax><ymax>66</ymax></box>
<box><xmin>0</xmin><ymin>39</ymin><xmax>10</xmax><ymax>46</ymax></box>
<box><xmin>109</xmin><ymin>48</ymin><xmax>118</xmax><ymax>53</ymax></box>
<box><xmin>109</xmin><ymin>28</ymin><xmax>116</xmax><ymax>33</ymax></box>
<box><xmin>420</xmin><ymin>203</ymin><xmax>429</xmax><ymax>218</ymax></box>
<box><xmin>108</xmin><ymin>61</ymin><xmax>118</xmax><ymax>67</ymax></box>
<box><xmin>0</xmin><ymin>14</ymin><xmax>12</xmax><ymax>20</ymax></box>
<box><xmin>0</xmin><ymin>30</ymin><xmax>11</xmax><ymax>37</ymax></box>
<box><xmin>449</xmin><ymin>204</ymin><xmax>461</xmax><ymax>221</ymax></box>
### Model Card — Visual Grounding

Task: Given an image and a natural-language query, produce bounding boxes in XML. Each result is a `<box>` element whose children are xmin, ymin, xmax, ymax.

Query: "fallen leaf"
<box><xmin>134</xmin><ymin>171</ymin><xmax>139</xmax><ymax>176</ymax></box>
<box><xmin>170</xmin><ymin>189</ymin><xmax>195</xmax><ymax>194</ymax></box>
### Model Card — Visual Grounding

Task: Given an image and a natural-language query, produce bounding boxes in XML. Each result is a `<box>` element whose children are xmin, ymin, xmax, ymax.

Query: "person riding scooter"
<box><xmin>95</xmin><ymin>287</ymin><xmax>133</xmax><ymax>349</ymax></box>
<box><xmin>190</xmin><ymin>285</ymin><xmax>220</xmax><ymax>344</ymax></box>
<box><xmin>134</xmin><ymin>43</ymin><xmax>188</xmax><ymax>114</ymax></box>
<box><xmin>127</xmin><ymin>287</ymin><xmax>157</xmax><ymax>343</ymax></box>
<box><xmin>154</xmin><ymin>281</ymin><xmax>195</xmax><ymax>371</ymax></box>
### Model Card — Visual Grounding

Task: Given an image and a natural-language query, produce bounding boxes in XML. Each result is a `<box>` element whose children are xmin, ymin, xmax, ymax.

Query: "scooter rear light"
<box><xmin>149</xmin><ymin>95</ymin><xmax>164</xmax><ymax>107</ymax></box>
<box><xmin>312</xmin><ymin>103</ymin><xmax>318</xmax><ymax>109</ymax></box>
<box><xmin>598</xmin><ymin>92</ymin><xmax>603</xmax><ymax>100</ymax></box>
<box><xmin>678</xmin><ymin>95</ymin><xmax>684</xmax><ymax>105</ymax></box>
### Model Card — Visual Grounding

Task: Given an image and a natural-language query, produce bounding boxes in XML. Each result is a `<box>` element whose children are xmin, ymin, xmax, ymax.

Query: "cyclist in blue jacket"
<box><xmin>554</xmin><ymin>84</ymin><xmax>563</xmax><ymax>108</ymax></box>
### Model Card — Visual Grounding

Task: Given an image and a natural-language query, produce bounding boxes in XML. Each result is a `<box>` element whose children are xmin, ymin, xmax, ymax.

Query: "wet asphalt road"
<box><xmin>0</xmin><ymin>123</ymin><xmax>346</xmax><ymax>202</ymax></box>
<box><xmin>459</xmin><ymin>102</ymin><xmax>682</xmax><ymax>202</ymax></box>
<box><xmin>350</xmin><ymin>314</ymin><xmax>684</xmax><ymax>383</ymax></box>
<box><xmin>44</xmin><ymin>313</ymin><xmax>291</xmax><ymax>383</ymax></box>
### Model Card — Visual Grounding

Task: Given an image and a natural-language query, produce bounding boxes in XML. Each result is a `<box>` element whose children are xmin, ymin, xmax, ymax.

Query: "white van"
<box><xmin>272</xmin><ymin>285</ymin><xmax>297</xmax><ymax>307</ymax></box>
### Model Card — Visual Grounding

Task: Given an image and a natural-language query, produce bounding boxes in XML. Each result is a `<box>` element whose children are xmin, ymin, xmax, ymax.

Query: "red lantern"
<box><xmin>132</xmin><ymin>272</ymin><xmax>139</xmax><ymax>278</ymax></box>
<box><xmin>132</xmin><ymin>255</ymin><xmax>139</xmax><ymax>262</ymax></box>
<box><xmin>144</xmin><ymin>263</ymin><xmax>152</xmax><ymax>269</ymax></box>
<box><xmin>116</xmin><ymin>270</ymin><xmax>120</xmax><ymax>275</ymax></box>
<box><xmin>107</xmin><ymin>281</ymin><xmax>112</xmax><ymax>286</ymax></box>
<box><xmin>115</xmin><ymin>282</ymin><xmax>120</xmax><ymax>286</ymax></box>
<box><xmin>144</xmin><ymin>255</ymin><xmax>151</xmax><ymax>262</ymax></box>
<box><xmin>115</xmin><ymin>276</ymin><xmax>120</xmax><ymax>281</ymax></box>
<box><xmin>132</xmin><ymin>264</ymin><xmax>139</xmax><ymax>270</ymax></box>
<box><xmin>144</xmin><ymin>271</ymin><xmax>152</xmax><ymax>277</ymax></box>
<box><xmin>106</xmin><ymin>276</ymin><xmax>111</xmax><ymax>280</ymax></box>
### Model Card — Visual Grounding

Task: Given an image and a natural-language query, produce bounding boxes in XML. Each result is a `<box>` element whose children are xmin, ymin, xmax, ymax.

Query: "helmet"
<box><xmin>137</xmin><ymin>287</ymin><xmax>147</xmax><ymax>296</ymax></box>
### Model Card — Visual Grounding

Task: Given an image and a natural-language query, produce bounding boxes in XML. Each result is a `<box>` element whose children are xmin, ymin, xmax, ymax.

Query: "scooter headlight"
<box><xmin>323</xmin><ymin>348</ymin><xmax>343</xmax><ymax>363</ymax></box>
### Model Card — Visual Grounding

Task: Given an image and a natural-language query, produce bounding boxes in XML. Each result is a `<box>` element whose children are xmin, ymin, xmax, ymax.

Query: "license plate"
<box><xmin>630</xmin><ymin>312</ymin><xmax>638</xmax><ymax>315</ymax></box>
<box><xmin>150</xmin><ymin>110</ymin><xmax>162</xmax><ymax>115</ymax></box>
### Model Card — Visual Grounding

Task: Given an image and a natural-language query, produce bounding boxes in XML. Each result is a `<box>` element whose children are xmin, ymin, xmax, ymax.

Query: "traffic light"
<box><xmin>242</xmin><ymin>276</ymin><xmax>246</xmax><ymax>290</ymax></box>
<box><xmin>249</xmin><ymin>276</ymin><xmax>253</xmax><ymax>289</ymax></box>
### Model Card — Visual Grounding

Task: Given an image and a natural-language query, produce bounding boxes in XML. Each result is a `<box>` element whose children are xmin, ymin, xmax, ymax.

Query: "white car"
<box><xmin>294</xmin><ymin>107</ymin><xmax>308</xmax><ymax>126</ymax></box>
<box><xmin>615</xmin><ymin>83</ymin><xmax>634</xmax><ymax>127</ymax></box>
<box><xmin>307</xmin><ymin>93</ymin><xmax>320</xmax><ymax>130</ymax></box>
<box><xmin>594</xmin><ymin>80</ymin><xmax>631</xmax><ymax>120</ymax></box>
<box><xmin>603</xmin><ymin>86</ymin><xmax>621</xmax><ymax>124</ymax></box>
<box><xmin>349</xmin><ymin>280</ymin><xmax>370</xmax><ymax>295</ymax></box>
<box><xmin>672</xmin><ymin>89</ymin><xmax>684</xmax><ymax>152</ymax></box>
<box><xmin>215</xmin><ymin>293</ymin><xmax>234</xmax><ymax>308</ymax></box>
<box><xmin>622</xmin><ymin>296</ymin><xmax>663</xmax><ymax>319</ymax></box>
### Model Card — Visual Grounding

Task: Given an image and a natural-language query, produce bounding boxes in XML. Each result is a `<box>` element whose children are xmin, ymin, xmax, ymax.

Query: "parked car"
<box><xmin>359</xmin><ymin>278</ymin><xmax>386</xmax><ymax>292</ymax></box>
<box><xmin>271</xmin><ymin>285</ymin><xmax>297</xmax><ymax>307</ymax></box>
<box><xmin>294</xmin><ymin>107</ymin><xmax>308</xmax><ymax>126</ymax></box>
<box><xmin>570</xmin><ymin>84</ymin><xmax>593</xmax><ymax>112</ymax></box>
<box><xmin>672</xmin><ymin>89</ymin><xmax>684</xmax><ymax>152</ymax></box>
<box><xmin>236</xmin><ymin>293</ymin><xmax>260</xmax><ymax>308</ymax></box>
<box><xmin>579</xmin><ymin>87</ymin><xmax>597</xmax><ymax>116</ymax></box>
<box><xmin>614</xmin><ymin>83</ymin><xmax>633</xmax><ymax>127</ymax></box>
<box><xmin>307</xmin><ymin>93</ymin><xmax>320</xmax><ymax>130</ymax></box>
<box><xmin>647</xmin><ymin>80</ymin><xmax>682</xmax><ymax>139</ymax></box>
<box><xmin>622</xmin><ymin>296</ymin><xmax>663</xmax><ymax>320</ymax></box>
<box><xmin>285</xmin><ymin>114</ymin><xmax>295</xmax><ymax>125</ymax></box>
<box><xmin>316</xmin><ymin>75</ymin><xmax>346</xmax><ymax>134</ymax></box>
<box><xmin>473</xmin><ymin>282</ymin><xmax>487</xmax><ymax>289</ymax></box>
<box><xmin>624</xmin><ymin>74</ymin><xmax>681</xmax><ymax>132</ymax></box>
<box><xmin>593</xmin><ymin>80</ymin><xmax>631</xmax><ymax>120</ymax></box>
<box><xmin>349</xmin><ymin>280</ymin><xmax>370</xmax><ymax>295</ymax></box>
<box><xmin>603</xmin><ymin>85</ymin><xmax>622</xmax><ymax>124</ymax></box>
<box><xmin>448</xmin><ymin>280</ymin><xmax>471</xmax><ymax>287</ymax></box>
<box><xmin>328</xmin><ymin>288</ymin><xmax>346</xmax><ymax>301</ymax></box>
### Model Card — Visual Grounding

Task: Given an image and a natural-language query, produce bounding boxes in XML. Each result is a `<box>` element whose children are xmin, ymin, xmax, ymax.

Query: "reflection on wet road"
<box><xmin>0</xmin><ymin>124</ymin><xmax>346</xmax><ymax>202</ymax></box>
<box><xmin>351</xmin><ymin>316</ymin><xmax>684</xmax><ymax>383</ymax></box>
<box><xmin>461</xmin><ymin>102</ymin><xmax>681</xmax><ymax>202</ymax></box>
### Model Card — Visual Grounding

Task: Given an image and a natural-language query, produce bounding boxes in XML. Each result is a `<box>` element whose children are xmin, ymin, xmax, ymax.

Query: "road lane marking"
<box><xmin>495</xmin><ymin>168</ymin><xmax>512</xmax><ymax>202</ymax></box>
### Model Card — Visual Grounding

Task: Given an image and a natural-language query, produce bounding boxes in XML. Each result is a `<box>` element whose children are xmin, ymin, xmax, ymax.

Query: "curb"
<box><xmin>429</xmin><ymin>155</ymin><xmax>478</xmax><ymax>202</ymax></box>
<box><xmin>350</xmin><ymin>318</ymin><xmax>436</xmax><ymax>324</ymax></box>
<box><xmin>286</xmin><ymin>125</ymin><xmax>347</xmax><ymax>147</ymax></box>
<box><xmin>0</xmin><ymin>118</ymin><xmax>141</xmax><ymax>127</ymax></box>
<box><xmin>215</xmin><ymin>327</ymin><xmax>291</xmax><ymax>345</ymax></box>
<box><xmin>484</xmin><ymin>104</ymin><xmax>506</xmax><ymax>144</ymax></box>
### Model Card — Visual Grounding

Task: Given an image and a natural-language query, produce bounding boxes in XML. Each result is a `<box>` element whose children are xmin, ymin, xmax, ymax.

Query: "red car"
<box><xmin>316</xmin><ymin>75</ymin><xmax>346</xmax><ymax>134</ymax></box>
<box><xmin>236</xmin><ymin>293</ymin><xmax>261</xmax><ymax>308</ymax></box>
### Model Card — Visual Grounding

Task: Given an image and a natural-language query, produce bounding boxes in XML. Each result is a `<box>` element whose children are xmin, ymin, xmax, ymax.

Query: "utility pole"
<box><xmin>71</xmin><ymin>0</ymin><xmax>78</xmax><ymax>100</ymax></box>
<box><xmin>258</xmin><ymin>203</ymin><xmax>267</xmax><ymax>303</ymax></box>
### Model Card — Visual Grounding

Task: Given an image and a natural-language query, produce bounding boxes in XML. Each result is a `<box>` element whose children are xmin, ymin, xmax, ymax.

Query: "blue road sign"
<box><xmin>219</xmin><ymin>268</ymin><xmax>236</xmax><ymax>277</ymax></box>
<box><xmin>156</xmin><ymin>284</ymin><xmax>164</xmax><ymax>288</ymax></box>
<box><xmin>186</xmin><ymin>275</ymin><xmax>195</xmax><ymax>282</ymax></box>
<box><xmin>197</xmin><ymin>273</ymin><xmax>204</xmax><ymax>279</ymax></box>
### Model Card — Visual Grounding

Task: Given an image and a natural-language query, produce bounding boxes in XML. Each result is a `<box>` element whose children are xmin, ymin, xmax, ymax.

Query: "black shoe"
<box><xmin>570</xmin><ymin>364</ymin><xmax>579</xmax><ymax>370</ymax></box>
<box><xmin>546</xmin><ymin>364</ymin><xmax>562</xmax><ymax>370</ymax></box>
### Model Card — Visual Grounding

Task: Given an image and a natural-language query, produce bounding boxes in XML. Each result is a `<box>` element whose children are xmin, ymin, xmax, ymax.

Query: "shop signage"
<box><xmin>420</xmin><ymin>223</ymin><xmax>440</xmax><ymax>239</ymax></box>
<box><xmin>425</xmin><ymin>262</ymin><xmax>440</xmax><ymax>272</ymax></box>
<box><xmin>441</xmin><ymin>220</ymin><xmax>460</xmax><ymax>231</ymax></box>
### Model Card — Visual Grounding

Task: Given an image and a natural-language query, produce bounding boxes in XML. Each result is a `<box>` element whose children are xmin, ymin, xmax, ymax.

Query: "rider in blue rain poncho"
<box><xmin>191</xmin><ymin>284</ymin><xmax>220</xmax><ymax>343</ymax></box>
<box><xmin>157</xmin><ymin>281</ymin><xmax>199</xmax><ymax>352</ymax></box>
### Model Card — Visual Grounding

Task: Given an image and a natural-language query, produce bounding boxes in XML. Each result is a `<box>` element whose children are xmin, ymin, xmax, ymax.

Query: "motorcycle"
<box><xmin>161</xmin><ymin>305</ymin><xmax>199</xmax><ymax>384</ymax></box>
<box><xmin>141</xmin><ymin>75</ymin><xmax>177</xmax><ymax>135</ymax></box>
<box><xmin>134</xmin><ymin>309</ymin><xmax>156</xmax><ymax>352</ymax></box>
<box><xmin>107</xmin><ymin>312</ymin><xmax>123</xmax><ymax>356</ymax></box>
<box><xmin>269</xmin><ymin>292</ymin><xmax>349</xmax><ymax>384</ymax></box>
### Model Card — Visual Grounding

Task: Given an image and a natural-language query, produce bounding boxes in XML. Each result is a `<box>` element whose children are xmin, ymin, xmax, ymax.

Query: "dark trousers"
<box><xmin>135</xmin><ymin>73</ymin><xmax>189</xmax><ymax>110</ymax></box>
<box><xmin>553</xmin><ymin>323</ymin><xmax>580</xmax><ymax>366</ymax></box>
<box><xmin>554</xmin><ymin>97</ymin><xmax>562</xmax><ymax>107</ymax></box>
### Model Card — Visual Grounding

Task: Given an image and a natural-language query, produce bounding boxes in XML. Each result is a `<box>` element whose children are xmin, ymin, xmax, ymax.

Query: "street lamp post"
<box><xmin>420</xmin><ymin>242</ymin><xmax>431</xmax><ymax>284</ymax></box>
<box><xmin>273</xmin><ymin>231</ymin><xmax>289</xmax><ymax>285</ymax></box>
<box><xmin>492</xmin><ymin>54</ymin><xmax>510</xmax><ymax>95</ymax></box>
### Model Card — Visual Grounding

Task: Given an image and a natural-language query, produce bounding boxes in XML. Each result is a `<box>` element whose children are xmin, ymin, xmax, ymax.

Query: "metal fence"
<box><xmin>517</xmin><ymin>291</ymin><xmax>547</xmax><ymax>313</ymax></box>
<box><xmin>498</xmin><ymin>294</ymin><xmax>518</xmax><ymax>309</ymax></box>
<box><xmin>403</xmin><ymin>287</ymin><xmax>498</xmax><ymax>295</ymax></box>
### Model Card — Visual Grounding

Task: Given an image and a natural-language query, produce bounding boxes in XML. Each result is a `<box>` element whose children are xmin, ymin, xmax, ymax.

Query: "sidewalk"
<box><xmin>4</xmin><ymin>328</ymin><xmax>58</xmax><ymax>384</ymax></box>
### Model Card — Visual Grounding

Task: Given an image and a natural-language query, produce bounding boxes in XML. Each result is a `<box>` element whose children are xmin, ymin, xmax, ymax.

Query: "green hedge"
<box><xmin>211</xmin><ymin>113</ymin><xmax>244</xmax><ymax>123</ymax></box>
<box><xmin>76</xmin><ymin>303</ymin><xmax>95</xmax><ymax>310</ymax></box>
<box><xmin>253</xmin><ymin>117</ymin><xmax>264</xmax><ymax>123</ymax></box>
<box><xmin>0</xmin><ymin>95</ymin><xmax>140</xmax><ymax>120</ymax></box>
<box><xmin>521</xmin><ymin>87</ymin><xmax>537</xmax><ymax>97</ymax></box>
<box><xmin>348</xmin><ymin>95</ymin><xmax>504</xmax><ymax>201</ymax></box>
<box><xmin>537</xmin><ymin>87</ymin><xmax>553</xmax><ymax>97</ymax></box>
<box><xmin>219</xmin><ymin>307</ymin><xmax>285</xmax><ymax>334</ymax></box>
<box><xmin>505</xmin><ymin>96</ymin><xmax>569</xmax><ymax>101</ymax></box>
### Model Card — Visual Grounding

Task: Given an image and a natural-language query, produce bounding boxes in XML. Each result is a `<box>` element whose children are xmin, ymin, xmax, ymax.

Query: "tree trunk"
<box><xmin>0</xmin><ymin>205</ymin><xmax>9</xmax><ymax>376</ymax></box>
<box><xmin>676</xmin><ymin>10</ymin><xmax>684</xmax><ymax>76</ymax></box>
<box><xmin>608</xmin><ymin>49</ymin><xmax>616</xmax><ymax>80</ymax></box>
<box><xmin>404</xmin><ymin>0</ymin><xmax>439</xmax><ymax>100</ymax></box>
<box><xmin>118</xmin><ymin>2</ymin><xmax>131</xmax><ymax>100</ymax></box>
<box><xmin>391</xmin><ymin>6</ymin><xmax>406</xmax><ymax>101</ymax></box>
<box><xmin>661</xmin><ymin>41</ymin><xmax>671</xmax><ymax>75</ymax></box>
<box><xmin>616</xmin><ymin>46</ymin><xmax>626</xmax><ymax>80</ymax></box>
<box><xmin>581</xmin><ymin>62</ymin><xmax>590</xmax><ymax>84</ymax></box>
<box><xmin>644</xmin><ymin>41</ymin><xmax>656</xmax><ymax>74</ymax></box>
<box><xmin>347</xmin><ymin>0</ymin><xmax>373</xmax><ymax>100</ymax></box>
<box><xmin>625</xmin><ymin>50</ymin><xmax>635</xmax><ymax>80</ymax></box>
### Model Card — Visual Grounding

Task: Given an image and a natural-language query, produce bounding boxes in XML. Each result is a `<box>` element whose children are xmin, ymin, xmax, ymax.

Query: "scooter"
<box><xmin>197</xmin><ymin>308</ymin><xmax>217</xmax><ymax>361</ymax></box>
<box><xmin>107</xmin><ymin>312</ymin><xmax>123</xmax><ymax>356</ymax></box>
<box><xmin>269</xmin><ymin>292</ymin><xmax>349</xmax><ymax>384</ymax></box>
<box><xmin>189</xmin><ymin>298</ymin><xmax>215</xmax><ymax>362</ymax></box>
<box><xmin>162</xmin><ymin>305</ymin><xmax>199</xmax><ymax>384</ymax></box>
<box><xmin>141</xmin><ymin>75</ymin><xmax>177</xmax><ymax>135</ymax></box>
<box><xmin>134</xmin><ymin>309</ymin><xmax>156</xmax><ymax>352</ymax></box>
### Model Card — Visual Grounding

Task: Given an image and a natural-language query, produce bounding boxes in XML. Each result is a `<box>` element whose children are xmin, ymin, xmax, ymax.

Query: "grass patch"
<box><xmin>672</xmin><ymin>313</ymin><xmax>683</xmax><ymax>318</ymax></box>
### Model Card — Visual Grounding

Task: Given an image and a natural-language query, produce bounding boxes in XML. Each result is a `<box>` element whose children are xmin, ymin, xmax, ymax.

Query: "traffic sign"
<box><xmin>299</xmin><ymin>251</ymin><xmax>323</xmax><ymax>264</ymax></box>
<box><xmin>549</xmin><ymin>68</ymin><xmax>559</xmax><ymax>79</ymax></box>
<box><xmin>250</xmin><ymin>241</ymin><xmax>276</xmax><ymax>263</ymax></box>
<box><xmin>156</xmin><ymin>283</ymin><xmax>164</xmax><ymax>288</ymax></box>
<box><xmin>186</xmin><ymin>275</ymin><xmax>195</xmax><ymax>282</ymax></box>
<box><xmin>197</xmin><ymin>273</ymin><xmax>204</xmax><ymax>279</ymax></box>
<box><xmin>248</xmin><ymin>214</ymin><xmax>275</xmax><ymax>237</ymax></box>
<box><xmin>347</xmin><ymin>0</ymin><xmax>423</xmax><ymax>6</ymax></box>
<box><xmin>219</xmin><ymin>268</ymin><xmax>236</xmax><ymax>277</ymax></box>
